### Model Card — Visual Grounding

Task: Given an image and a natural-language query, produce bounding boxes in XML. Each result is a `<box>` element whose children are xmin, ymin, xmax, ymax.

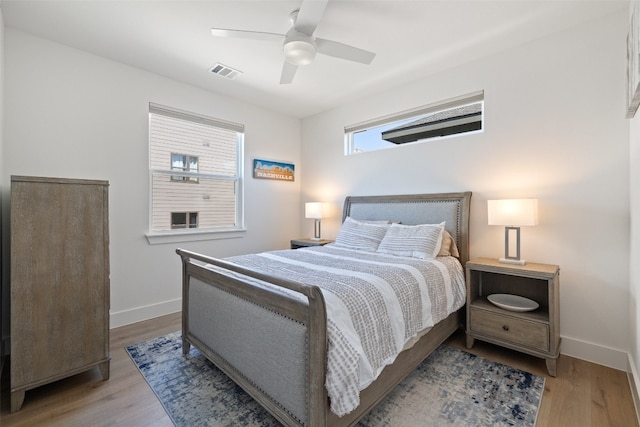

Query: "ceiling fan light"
<box><xmin>283</xmin><ymin>40</ymin><xmax>316</xmax><ymax>66</ymax></box>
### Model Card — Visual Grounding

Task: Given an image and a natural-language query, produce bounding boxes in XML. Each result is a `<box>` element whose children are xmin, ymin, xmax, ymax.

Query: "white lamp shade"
<box><xmin>488</xmin><ymin>199</ymin><xmax>539</xmax><ymax>226</ymax></box>
<box><xmin>305</xmin><ymin>202</ymin><xmax>324</xmax><ymax>219</ymax></box>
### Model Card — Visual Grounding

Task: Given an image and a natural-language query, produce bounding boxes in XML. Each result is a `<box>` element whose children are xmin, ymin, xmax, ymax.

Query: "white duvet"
<box><xmin>224</xmin><ymin>244</ymin><xmax>466</xmax><ymax>417</ymax></box>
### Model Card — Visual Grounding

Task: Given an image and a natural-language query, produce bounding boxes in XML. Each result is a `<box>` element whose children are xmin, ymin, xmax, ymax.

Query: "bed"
<box><xmin>176</xmin><ymin>191</ymin><xmax>471</xmax><ymax>426</ymax></box>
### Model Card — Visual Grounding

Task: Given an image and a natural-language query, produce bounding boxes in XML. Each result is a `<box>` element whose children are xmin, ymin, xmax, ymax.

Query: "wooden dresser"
<box><xmin>10</xmin><ymin>176</ymin><xmax>110</xmax><ymax>412</ymax></box>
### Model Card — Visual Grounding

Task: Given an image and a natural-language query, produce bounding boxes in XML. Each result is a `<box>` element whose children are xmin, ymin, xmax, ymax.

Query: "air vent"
<box><xmin>210</xmin><ymin>63</ymin><xmax>242</xmax><ymax>80</ymax></box>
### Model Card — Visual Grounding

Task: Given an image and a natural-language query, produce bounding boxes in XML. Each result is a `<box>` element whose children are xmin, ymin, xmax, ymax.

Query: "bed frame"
<box><xmin>176</xmin><ymin>191</ymin><xmax>471</xmax><ymax>427</ymax></box>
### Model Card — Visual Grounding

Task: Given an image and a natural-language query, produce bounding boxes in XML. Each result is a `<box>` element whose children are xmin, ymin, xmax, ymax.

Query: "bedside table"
<box><xmin>465</xmin><ymin>257</ymin><xmax>560</xmax><ymax>376</ymax></box>
<box><xmin>290</xmin><ymin>238</ymin><xmax>333</xmax><ymax>249</ymax></box>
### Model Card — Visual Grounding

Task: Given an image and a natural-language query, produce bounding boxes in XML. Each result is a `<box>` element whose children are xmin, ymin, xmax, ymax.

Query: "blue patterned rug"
<box><xmin>126</xmin><ymin>332</ymin><xmax>544</xmax><ymax>426</ymax></box>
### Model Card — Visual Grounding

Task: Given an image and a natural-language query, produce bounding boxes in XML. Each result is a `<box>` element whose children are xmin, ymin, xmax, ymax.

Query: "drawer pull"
<box><xmin>503</xmin><ymin>325</ymin><xmax>509</xmax><ymax>331</ymax></box>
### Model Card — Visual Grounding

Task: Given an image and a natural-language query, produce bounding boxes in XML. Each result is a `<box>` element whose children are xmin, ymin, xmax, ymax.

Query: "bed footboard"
<box><xmin>177</xmin><ymin>249</ymin><xmax>463</xmax><ymax>427</ymax></box>
<box><xmin>177</xmin><ymin>249</ymin><xmax>328</xmax><ymax>427</ymax></box>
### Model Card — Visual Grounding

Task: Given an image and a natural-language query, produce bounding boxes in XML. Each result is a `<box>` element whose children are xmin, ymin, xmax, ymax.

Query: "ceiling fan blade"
<box><xmin>294</xmin><ymin>0</ymin><xmax>328</xmax><ymax>35</ymax></box>
<box><xmin>211</xmin><ymin>28</ymin><xmax>284</xmax><ymax>43</ymax></box>
<box><xmin>280</xmin><ymin>62</ymin><xmax>298</xmax><ymax>84</ymax></box>
<box><xmin>316</xmin><ymin>38</ymin><xmax>376</xmax><ymax>65</ymax></box>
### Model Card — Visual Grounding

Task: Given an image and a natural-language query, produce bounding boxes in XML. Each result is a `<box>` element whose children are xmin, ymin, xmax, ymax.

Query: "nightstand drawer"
<box><xmin>469</xmin><ymin>308</ymin><xmax>549</xmax><ymax>352</ymax></box>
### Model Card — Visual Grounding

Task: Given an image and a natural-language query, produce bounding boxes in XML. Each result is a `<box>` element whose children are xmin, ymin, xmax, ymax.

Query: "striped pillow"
<box><xmin>334</xmin><ymin>217</ymin><xmax>390</xmax><ymax>252</ymax></box>
<box><xmin>377</xmin><ymin>222</ymin><xmax>445</xmax><ymax>259</ymax></box>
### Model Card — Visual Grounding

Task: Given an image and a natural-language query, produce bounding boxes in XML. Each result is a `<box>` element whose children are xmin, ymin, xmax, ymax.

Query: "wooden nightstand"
<box><xmin>290</xmin><ymin>238</ymin><xmax>334</xmax><ymax>249</ymax></box>
<box><xmin>465</xmin><ymin>257</ymin><xmax>560</xmax><ymax>376</ymax></box>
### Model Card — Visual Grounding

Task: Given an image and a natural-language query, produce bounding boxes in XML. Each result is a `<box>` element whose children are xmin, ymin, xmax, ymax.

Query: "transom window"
<box><xmin>345</xmin><ymin>91</ymin><xmax>484</xmax><ymax>155</ymax></box>
<box><xmin>148</xmin><ymin>103</ymin><xmax>244</xmax><ymax>235</ymax></box>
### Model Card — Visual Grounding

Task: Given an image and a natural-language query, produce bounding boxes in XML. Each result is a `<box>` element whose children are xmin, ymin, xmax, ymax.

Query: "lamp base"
<box><xmin>499</xmin><ymin>257</ymin><xmax>527</xmax><ymax>266</ymax></box>
<box><xmin>310</xmin><ymin>237</ymin><xmax>321</xmax><ymax>241</ymax></box>
<box><xmin>312</xmin><ymin>218</ymin><xmax>321</xmax><ymax>241</ymax></box>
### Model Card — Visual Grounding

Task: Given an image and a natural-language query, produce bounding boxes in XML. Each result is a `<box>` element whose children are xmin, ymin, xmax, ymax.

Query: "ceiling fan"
<box><xmin>211</xmin><ymin>0</ymin><xmax>376</xmax><ymax>84</ymax></box>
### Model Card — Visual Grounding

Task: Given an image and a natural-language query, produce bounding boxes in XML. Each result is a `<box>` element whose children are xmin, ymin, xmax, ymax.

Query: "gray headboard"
<box><xmin>342</xmin><ymin>192</ymin><xmax>472</xmax><ymax>265</ymax></box>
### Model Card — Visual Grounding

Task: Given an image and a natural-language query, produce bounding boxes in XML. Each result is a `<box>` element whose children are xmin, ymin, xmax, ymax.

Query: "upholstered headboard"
<box><xmin>342</xmin><ymin>192</ymin><xmax>472</xmax><ymax>265</ymax></box>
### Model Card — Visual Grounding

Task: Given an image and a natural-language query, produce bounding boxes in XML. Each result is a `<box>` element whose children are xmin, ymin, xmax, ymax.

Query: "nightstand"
<box><xmin>465</xmin><ymin>257</ymin><xmax>560</xmax><ymax>376</ymax></box>
<box><xmin>290</xmin><ymin>238</ymin><xmax>334</xmax><ymax>249</ymax></box>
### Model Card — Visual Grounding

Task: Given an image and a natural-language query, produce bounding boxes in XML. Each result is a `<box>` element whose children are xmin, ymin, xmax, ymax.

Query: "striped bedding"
<box><xmin>223</xmin><ymin>244</ymin><xmax>466</xmax><ymax>417</ymax></box>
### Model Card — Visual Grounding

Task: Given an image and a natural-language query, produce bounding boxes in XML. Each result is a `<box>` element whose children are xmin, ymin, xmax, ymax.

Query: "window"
<box><xmin>148</xmin><ymin>103</ymin><xmax>244</xmax><ymax>237</ymax></box>
<box><xmin>171</xmin><ymin>154</ymin><xmax>199</xmax><ymax>182</ymax></box>
<box><xmin>171</xmin><ymin>212</ymin><xmax>199</xmax><ymax>229</ymax></box>
<box><xmin>345</xmin><ymin>91</ymin><xmax>484</xmax><ymax>155</ymax></box>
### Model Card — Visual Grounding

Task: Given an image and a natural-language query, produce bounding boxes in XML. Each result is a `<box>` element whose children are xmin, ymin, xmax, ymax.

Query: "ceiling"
<box><xmin>0</xmin><ymin>0</ymin><xmax>628</xmax><ymax>118</ymax></box>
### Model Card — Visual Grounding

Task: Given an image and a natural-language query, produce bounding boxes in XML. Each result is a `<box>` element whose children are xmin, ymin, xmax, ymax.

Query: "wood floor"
<box><xmin>1</xmin><ymin>312</ymin><xmax>638</xmax><ymax>426</ymax></box>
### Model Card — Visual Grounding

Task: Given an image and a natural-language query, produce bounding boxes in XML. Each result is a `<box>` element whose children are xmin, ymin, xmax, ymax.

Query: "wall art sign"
<box><xmin>628</xmin><ymin>2</ymin><xmax>640</xmax><ymax>118</ymax></box>
<box><xmin>253</xmin><ymin>158</ymin><xmax>295</xmax><ymax>181</ymax></box>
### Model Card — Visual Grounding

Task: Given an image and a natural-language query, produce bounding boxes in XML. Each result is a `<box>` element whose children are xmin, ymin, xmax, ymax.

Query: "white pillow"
<box><xmin>377</xmin><ymin>222</ymin><xmax>445</xmax><ymax>259</ymax></box>
<box><xmin>334</xmin><ymin>217</ymin><xmax>390</xmax><ymax>252</ymax></box>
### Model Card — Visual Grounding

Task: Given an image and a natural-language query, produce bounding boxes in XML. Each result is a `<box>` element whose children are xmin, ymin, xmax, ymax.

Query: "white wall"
<box><xmin>3</xmin><ymin>29</ymin><xmax>301</xmax><ymax>327</ymax></box>
<box><xmin>630</xmin><ymin>96</ymin><xmax>640</xmax><ymax>415</ymax></box>
<box><xmin>0</xmin><ymin>6</ymin><xmax>7</xmax><ymax>357</ymax></box>
<box><xmin>302</xmin><ymin>11</ymin><xmax>630</xmax><ymax>369</ymax></box>
<box><xmin>630</xmin><ymin>0</ymin><xmax>640</xmax><ymax>411</ymax></box>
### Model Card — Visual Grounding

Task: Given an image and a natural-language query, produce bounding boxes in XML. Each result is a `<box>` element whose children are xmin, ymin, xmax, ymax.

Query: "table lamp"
<box><xmin>305</xmin><ymin>202</ymin><xmax>324</xmax><ymax>240</ymax></box>
<box><xmin>488</xmin><ymin>199</ymin><xmax>538</xmax><ymax>265</ymax></box>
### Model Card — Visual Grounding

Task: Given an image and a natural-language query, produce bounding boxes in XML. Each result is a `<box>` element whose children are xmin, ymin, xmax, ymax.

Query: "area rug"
<box><xmin>126</xmin><ymin>332</ymin><xmax>544</xmax><ymax>426</ymax></box>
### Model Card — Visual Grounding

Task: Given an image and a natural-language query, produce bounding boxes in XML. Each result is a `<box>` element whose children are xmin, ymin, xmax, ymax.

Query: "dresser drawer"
<box><xmin>469</xmin><ymin>308</ymin><xmax>549</xmax><ymax>352</ymax></box>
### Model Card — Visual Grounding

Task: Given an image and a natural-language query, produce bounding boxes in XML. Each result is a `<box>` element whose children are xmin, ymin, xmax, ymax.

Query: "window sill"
<box><xmin>145</xmin><ymin>228</ymin><xmax>247</xmax><ymax>245</ymax></box>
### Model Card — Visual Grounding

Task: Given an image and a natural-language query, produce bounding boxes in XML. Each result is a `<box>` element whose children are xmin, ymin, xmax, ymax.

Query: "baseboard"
<box><xmin>110</xmin><ymin>298</ymin><xmax>181</xmax><ymax>328</ymax></box>
<box><xmin>560</xmin><ymin>335</ymin><xmax>628</xmax><ymax>371</ymax></box>
<box><xmin>628</xmin><ymin>354</ymin><xmax>640</xmax><ymax>425</ymax></box>
<box><xmin>109</xmin><ymin>304</ymin><xmax>634</xmax><ymax>372</ymax></box>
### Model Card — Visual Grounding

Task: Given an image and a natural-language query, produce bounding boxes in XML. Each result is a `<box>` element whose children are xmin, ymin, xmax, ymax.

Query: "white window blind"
<box><xmin>148</xmin><ymin>103</ymin><xmax>244</xmax><ymax>235</ymax></box>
